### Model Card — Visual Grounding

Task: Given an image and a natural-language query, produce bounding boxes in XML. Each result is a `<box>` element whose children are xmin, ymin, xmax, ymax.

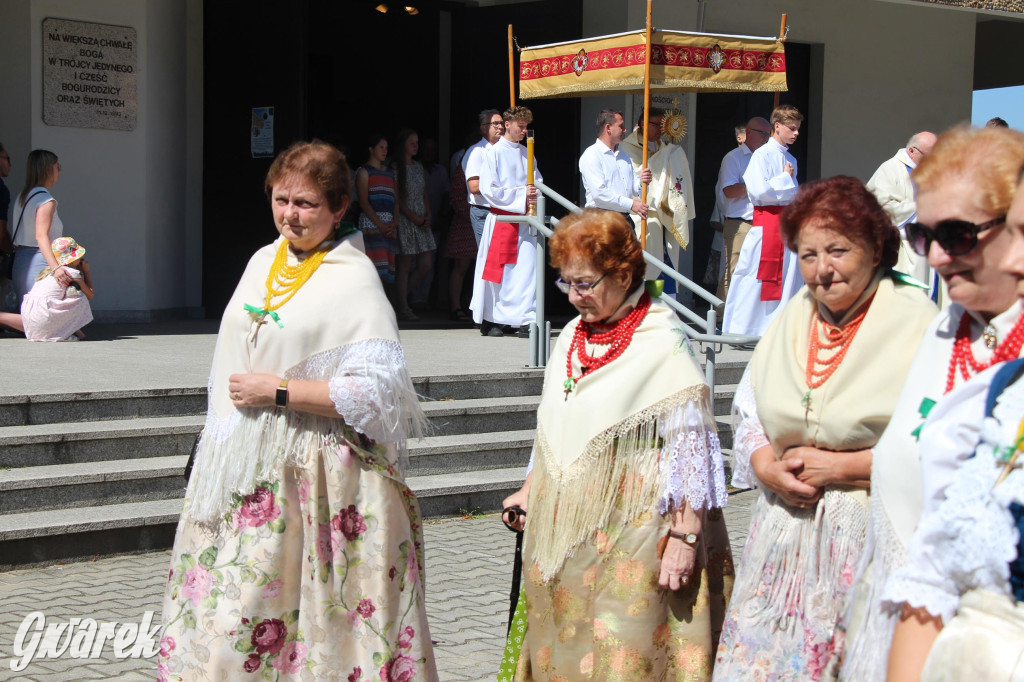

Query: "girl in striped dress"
<box><xmin>355</xmin><ymin>134</ymin><xmax>398</xmax><ymax>284</ymax></box>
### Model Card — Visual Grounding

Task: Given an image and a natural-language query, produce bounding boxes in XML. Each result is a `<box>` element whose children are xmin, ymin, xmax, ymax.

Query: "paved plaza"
<box><xmin>0</xmin><ymin>491</ymin><xmax>756</xmax><ymax>681</ymax></box>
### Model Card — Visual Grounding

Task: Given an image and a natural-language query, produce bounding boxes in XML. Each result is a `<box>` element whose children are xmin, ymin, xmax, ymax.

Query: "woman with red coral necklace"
<box><xmin>715</xmin><ymin>176</ymin><xmax>938</xmax><ymax>681</ymax></box>
<box><xmin>830</xmin><ymin>126</ymin><xmax>1024</xmax><ymax>682</ymax></box>
<box><xmin>499</xmin><ymin>210</ymin><xmax>732</xmax><ymax>681</ymax></box>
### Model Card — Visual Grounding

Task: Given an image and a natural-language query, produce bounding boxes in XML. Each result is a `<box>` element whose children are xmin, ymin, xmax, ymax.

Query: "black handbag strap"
<box><xmin>10</xmin><ymin>189</ymin><xmax>48</xmax><ymax>246</ymax></box>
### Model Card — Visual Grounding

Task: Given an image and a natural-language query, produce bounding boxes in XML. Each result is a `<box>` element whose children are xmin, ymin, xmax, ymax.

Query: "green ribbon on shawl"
<box><xmin>334</xmin><ymin>221</ymin><xmax>358</xmax><ymax>239</ymax></box>
<box><xmin>496</xmin><ymin>589</ymin><xmax>527</xmax><ymax>681</ymax></box>
<box><xmin>888</xmin><ymin>268</ymin><xmax>930</xmax><ymax>290</ymax></box>
<box><xmin>910</xmin><ymin>397</ymin><xmax>937</xmax><ymax>441</ymax></box>
<box><xmin>243</xmin><ymin>304</ymin><xmax>283</xmax><ymax>328</ymax></box>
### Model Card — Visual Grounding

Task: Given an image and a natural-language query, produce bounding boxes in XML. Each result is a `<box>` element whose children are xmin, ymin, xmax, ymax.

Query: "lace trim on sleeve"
<box><xmin>731</xmin><ymin>363</ymin><xmax>769</xmax><ymax>489</ymax></box>
<box><xmin>657</xmin><ymin>400</ymin><xmax>728</xmax><ymax>514</ymax></box>
<box><xmin>882</xmin><ymin>437</ymin><xmax>1023</xmax><ymax>623</ymax></box>
<box><xmin>284</xmin><ymin>338</ymin><xmax>424</xmax><ymax>445</ymax></box>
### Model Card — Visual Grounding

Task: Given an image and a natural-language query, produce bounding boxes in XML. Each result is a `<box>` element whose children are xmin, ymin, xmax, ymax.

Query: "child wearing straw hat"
<box><xmin>0</xmin><ymin>236</ymin><xmax>94</xmax><ymax>340</ymax></box>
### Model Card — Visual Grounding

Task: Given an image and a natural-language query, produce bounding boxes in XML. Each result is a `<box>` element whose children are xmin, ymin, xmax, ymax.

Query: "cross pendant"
<box><xmin>249</xmin><ymin>314</ymin><xmax>268</xmax><ymax>346</ymax></box>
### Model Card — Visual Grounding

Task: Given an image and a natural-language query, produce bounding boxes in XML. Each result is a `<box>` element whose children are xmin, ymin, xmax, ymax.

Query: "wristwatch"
<box><xmin>276</xmin><ymin>379</ymin><xmax>289</xmax><ymax>408</ymax></box>
<box><xmin>669</xmin><ymin>530</ymin><xmax>699</xmax><ymax>546</ymax></box>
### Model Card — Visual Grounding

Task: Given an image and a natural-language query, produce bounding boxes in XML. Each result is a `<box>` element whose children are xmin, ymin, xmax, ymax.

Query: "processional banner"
<box><xmin>519</xmin><ymin>30</ymin><xmax>787</xmax><ymax>99</ymax></box>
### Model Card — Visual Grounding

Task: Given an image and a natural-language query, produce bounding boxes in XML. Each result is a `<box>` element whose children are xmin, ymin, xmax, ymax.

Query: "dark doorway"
<box><xmin>692</xmin><ymin>41</ymin><xmax>814</xmax><ymax>301</ymax></box>
<box><xmin>202</xmin><ymin>0</ymin><xmax>583</xmax><ymax>318</ymax></box>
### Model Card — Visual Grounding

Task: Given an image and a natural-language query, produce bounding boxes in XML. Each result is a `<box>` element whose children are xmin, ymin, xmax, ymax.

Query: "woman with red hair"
<box><xmin>713</xmin><ymin>176</ymin><xmax>937</xmax><ymax>680</ymax></box>
<box><xmin>500</xmin><ymin>209</ymin><xmax>732</xmax><ymax>680</ymax></box>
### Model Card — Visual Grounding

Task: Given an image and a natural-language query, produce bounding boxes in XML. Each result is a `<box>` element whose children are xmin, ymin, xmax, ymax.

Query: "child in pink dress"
<box><xmin>0</xmin><ymin>237</ymin><xmax>94</xmax><ymax>341</ymax></box>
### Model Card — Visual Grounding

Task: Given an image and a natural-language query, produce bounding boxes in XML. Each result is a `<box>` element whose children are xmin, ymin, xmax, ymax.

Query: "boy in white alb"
<box><xmin>723</xmin><ymin>105</ymin><xmax>805</xmax><ymax>336</ymax></box>
<box><xmin>470</xmin><ymin>106</ymin><xmax>542</xmax><ymax>337</ymax></box>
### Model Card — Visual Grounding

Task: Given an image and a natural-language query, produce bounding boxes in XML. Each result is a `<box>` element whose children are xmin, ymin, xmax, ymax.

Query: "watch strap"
<box><xmin>668</xmin><ymin>530</ymin><xmax>699</xmax><ymax>546</ymax></box>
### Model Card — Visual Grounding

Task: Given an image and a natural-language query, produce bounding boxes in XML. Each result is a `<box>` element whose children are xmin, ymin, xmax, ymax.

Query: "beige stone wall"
<box><xmin>1</xmin><ymin>0</ymin><xmax>203</xmax><ymax>320</ymax></box>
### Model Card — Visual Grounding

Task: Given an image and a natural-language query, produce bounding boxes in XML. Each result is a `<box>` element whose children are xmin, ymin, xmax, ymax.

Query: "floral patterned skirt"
<box><xmin>514</xmin><ymin>504</ymin><xmax>733</xmax><ymax>681</ymax></box>
<box><xmin>159</xmin><ymin>434</ymin><xmax>437</xmax><ymax>681</ymax></box>
<box><xmin>713</xmin><ymin>490</ymin><xmax>867</xmax><ymax>682</ymax></box>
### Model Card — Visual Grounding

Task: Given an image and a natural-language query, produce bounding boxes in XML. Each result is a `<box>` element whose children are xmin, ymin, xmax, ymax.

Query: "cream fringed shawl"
<box><xmin>528</xmin><ymin>292</ymin><xmax>724</xmax><ymax>582</ymax></box>
<box><xmin>185</xmin><ymin>233</ymin><xmax>425</xmax><ymax>526</ymax></box>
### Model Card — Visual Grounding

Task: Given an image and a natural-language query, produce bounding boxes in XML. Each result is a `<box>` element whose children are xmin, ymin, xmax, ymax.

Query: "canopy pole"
<box><xmin>640</xmin><ymin>0</ymin><xmax>653</xmax><ymax>252</ymax></box>
<box><xmin>773</xmin><ymin>14</ymin><xmax>788</xmax><ymax>109</ymax></box>
<box><xmin>508</xmin><ymin>25</ymin><xmax>516</xmax><ymax>109</ymax></box>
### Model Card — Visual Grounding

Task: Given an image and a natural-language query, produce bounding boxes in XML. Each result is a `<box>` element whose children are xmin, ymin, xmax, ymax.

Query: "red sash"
<box><xmin>754</xmin><ymin>205</ymin><xmax>785</xmax><ymax>301</ymax></box>
<box><xmin>482</xmin><ymin>208</ymin><xmax>521</xmax><ymax>283</ymax></box>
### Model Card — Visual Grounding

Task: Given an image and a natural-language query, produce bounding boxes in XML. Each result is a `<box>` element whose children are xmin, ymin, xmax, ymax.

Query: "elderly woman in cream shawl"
<box><xmin>835</xmin><ymin>127</ymin><xmax>1024</xmax><ymax>681</ymax></box>
<box><xmin>159</xmin><ymin>141</ymin><xmax>437</xmax><ymax>681</ymax></box>
<box><xmin>713</xmin><ymin>176</ymin><xmax>937</xmax><ymax>681</ymax></box>
<box><xmin>499</xmin><ymin>209</ymin><xmax>731</xmax><ymax>681</ymax></box>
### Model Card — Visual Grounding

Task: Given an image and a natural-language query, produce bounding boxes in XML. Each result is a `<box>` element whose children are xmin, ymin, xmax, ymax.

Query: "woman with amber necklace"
<box><xmin>713</xmin><ymin>176</ymin><xmax>937</xmax><ymax>681</ymax></box>
<box><xmin>159</xmin><ymin>141</ymin><xmax>437</xmax><ymax>681</ymax></box>
<box><xmin>500</xmin><ymin>210</ymin><xmax>732</xmax><ymax>681</ymax></box>
<box><xmin>834</xmin><ymin>126</ymin><xmax>1024</xmax><ymax>681</ymax></box>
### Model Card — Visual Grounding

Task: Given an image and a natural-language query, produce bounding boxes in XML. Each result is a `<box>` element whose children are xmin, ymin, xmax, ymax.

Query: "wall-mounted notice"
<box><xmin>251</xmin><ymin>107</ymin><xmax>275</xmax><ymax>158</ymax></box>
<box><xmin>42</xmin><ymin>18</ymin><xmax>138</xmax><ymax>131</ymax></box>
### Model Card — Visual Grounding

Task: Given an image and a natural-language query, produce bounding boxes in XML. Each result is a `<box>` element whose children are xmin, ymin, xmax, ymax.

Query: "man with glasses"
<box><xmin>715</xmin><ymin>116</ymin><xmax>770</xmax><ymax>307</ymax></box>
<box><xmin>867</xmin><ymin>131</ymin><xmax>937</xmax><ymax>286</ymax></box>
<box><xmin>579</xmin><ymin>109</ymin><xmax>652</xmax><ymax>219</ymax></box>
<box><xmin>470</xmin><ymin>105</ymin><xmax>542</xmax><ymax>337</ymax></box>
<box><xmin>463</xmin><ymin>109</ymin><xmax>503</xmax><ymax>245</ymax></box>
<box><xmin>723</xmin><ymin>105</ymin><xmax>805</xmax><ymax>336</ymax></box>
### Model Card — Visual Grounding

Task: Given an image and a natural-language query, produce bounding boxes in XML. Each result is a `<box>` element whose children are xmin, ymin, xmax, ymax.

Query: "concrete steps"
<box><xmin>0</xmin><ymin>361</ymin><xmax>746</xmax><ymax>569</ymax></box>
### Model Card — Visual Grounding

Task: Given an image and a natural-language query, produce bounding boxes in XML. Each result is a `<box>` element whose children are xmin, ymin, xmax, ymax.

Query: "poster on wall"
<box><xmin>251</xmin><ymin>107</ymin><xmax>275</xmax><ymax>158</ymax></box>
<box><xmin>42</xmin><ymin>18</ymin><xmax>137</xmax><ymax>131</ymax></box>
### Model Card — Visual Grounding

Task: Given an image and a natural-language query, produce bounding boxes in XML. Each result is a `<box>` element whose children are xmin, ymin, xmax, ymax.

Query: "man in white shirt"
<box><xmin>867</xmin><ymin>131</ymin><xmax>937</xmax><ymax>285</ymax></box>
<box><xmin>462</xmin><ymin>109</ymin><xmax>503</xmax><ymax>245</ymax></box>
<box><xmin>578</xmin><ymin>109</ymin><xmax>652</xmax><ymax>218</ymax></box>
<box><xmin>723</xmin><ymin>105</ymin><xmax>804</xmax><ymax>336</ymax></box>
<box><xmin>470</xmin><ymin>105</ymin><xmax>543</xmax><ymax>337</ymax></box>
<box><xmin>715</xmin><ymin>117</ymin><xmax>770</xmax><ymax>305</ymax></box>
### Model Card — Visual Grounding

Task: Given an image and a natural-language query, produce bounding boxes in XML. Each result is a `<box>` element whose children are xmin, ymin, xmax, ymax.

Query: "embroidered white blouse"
<box><xmin>882</xmin><ymin>363</ymin><xmax>1024</xmax><ymax>622</ymax></box>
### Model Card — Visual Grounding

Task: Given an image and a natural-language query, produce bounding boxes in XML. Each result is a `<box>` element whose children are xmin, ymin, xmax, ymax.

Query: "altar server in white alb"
<box><xmin>723</xmin><ymin>105</ymin><xmax>804</xmax><ymax>336</ymax></box>
<box><xmin>579</xmin><ymin>109</ymin><xmax>652</xmax><ymax>219</ymax></box>
<box><xmin>470</xmin><ymin>105</ymin><xmax>542</xmax><ymax>337</ymax></box>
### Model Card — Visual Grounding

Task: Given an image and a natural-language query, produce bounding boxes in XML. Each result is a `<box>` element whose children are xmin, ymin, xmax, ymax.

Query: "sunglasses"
<box><xmin>904</xmin><ymin>215</ymin><xmax>1006</xmax><ymax>257</ymax></box>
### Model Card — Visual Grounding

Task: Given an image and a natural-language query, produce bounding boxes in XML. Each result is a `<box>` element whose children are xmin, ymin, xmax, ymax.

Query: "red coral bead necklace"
<box><xmin>945</xmin><ymin>312</ymin><xmax>1024</xmax><ymax>393</ymax></box>
<box><xmin>564</xmin><ymin>292</ymin><xmax>652</xmax><ymax>398</ymax></box>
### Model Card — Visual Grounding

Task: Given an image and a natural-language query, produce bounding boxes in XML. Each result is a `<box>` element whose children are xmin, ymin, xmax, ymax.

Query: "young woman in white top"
<box><xmin>10</xmin><ymin>149</ymin><xmax>71</xmax><ymax>303</ymax></box>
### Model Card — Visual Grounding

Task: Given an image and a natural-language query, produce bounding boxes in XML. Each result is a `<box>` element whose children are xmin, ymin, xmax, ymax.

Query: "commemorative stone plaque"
<box><xmin>42</xmin><ymin>18</ymin><xmax>137</xmax><ymax>131</ymax></box>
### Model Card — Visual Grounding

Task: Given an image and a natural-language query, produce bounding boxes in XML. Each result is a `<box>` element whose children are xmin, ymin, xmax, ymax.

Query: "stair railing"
<box><xmin>497</xmin><ymin>181</ymin><xmax>759</xmax><ymax>392</ymax></box>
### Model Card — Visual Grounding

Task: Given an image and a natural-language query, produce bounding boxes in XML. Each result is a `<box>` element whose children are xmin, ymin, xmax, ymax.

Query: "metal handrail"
<box><xmin>505</xmin><ymin>183</ymin><xmax>760</xmax><ymax>391</ymax></box>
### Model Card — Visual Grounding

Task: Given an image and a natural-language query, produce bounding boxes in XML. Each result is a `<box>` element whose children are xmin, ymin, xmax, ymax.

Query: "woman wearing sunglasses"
<box><xmin>881</xmin><ymin>159</ymin><xmax>1024</xmax><ymax>680</ymax></box>
<box><xmin>498</xmin><ymin>209</ymin><xmax>732</xmax><ymax>680</ymax></box>
<box><xmin>835</xmin><ymin>126</ymin><xmax>1024</xmax><ymax>681</ymax></box>
<box><xmin>714</xmin><ymin>176</ymin><xmax>936</xmax><ymax>681</ymax></box>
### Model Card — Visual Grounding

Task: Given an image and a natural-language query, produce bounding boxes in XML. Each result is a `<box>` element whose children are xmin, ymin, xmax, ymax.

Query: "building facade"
<box><xmin>0</xmin><ymin>0</ymin><xmax>1020</xmax><ymax>320</ymax></box>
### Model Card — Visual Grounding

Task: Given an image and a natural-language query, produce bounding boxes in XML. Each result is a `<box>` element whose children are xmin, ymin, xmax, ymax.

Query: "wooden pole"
<box><xmin>508</xmin><ymin>25</ymin><xmax>516</xmax><ymax>109</ymax></box>
<box><xmin>773</xmin><ymin>14</ymin><xmax>788</xmax><ymax>110</ymax></box>
<box><xmin>640</xmin><ymin>0</ymin><xmax>653</xmax><ymax>251</ymax></box>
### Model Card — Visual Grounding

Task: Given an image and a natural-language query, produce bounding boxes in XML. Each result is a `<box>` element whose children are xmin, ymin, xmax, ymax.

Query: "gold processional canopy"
<box><xmin>518</xmin><ymin>29</ymin><xmax>787</xmax><ymax>99</ymax></box>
